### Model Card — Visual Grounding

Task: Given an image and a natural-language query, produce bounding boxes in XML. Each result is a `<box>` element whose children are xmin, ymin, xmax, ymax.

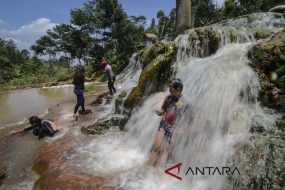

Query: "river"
<box><xmin>0</xmin><ymin>43</ymin><xmax>275</xmax><ymax>190</ymax></box>
<box><xmin>0</xmin><ymin>82</ymin><xmax>110</xmax><ymax>189</ymax></box>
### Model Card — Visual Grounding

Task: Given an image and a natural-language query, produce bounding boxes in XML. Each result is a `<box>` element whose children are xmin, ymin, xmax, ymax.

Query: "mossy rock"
<box><xmin>126</xmin><ymin>42</ymin><xmax>175</xmax><ymax>110</ymax></box>
<box><xmin>115</xmin><ymin>91</ymin><xmax>130</xmax><ymax>116</ymax></box>
<box><xmin>81</xmin><ymin>115</ymin><xmax>129</xmax><ymax>135</ymax></box>
<box><xmin>138</xmin><ymin>42</ymin><xmax>170</xmax><ymax>69</ymax></box>
<box><xmin>248</xmin><ymin>29</ymin><xmax>285</xmax><ymax>111</ymax></box>
<box><xmin>237</xmin><ymin>124</ymin><xmax>285</xmax><ymax>189</ymax></box>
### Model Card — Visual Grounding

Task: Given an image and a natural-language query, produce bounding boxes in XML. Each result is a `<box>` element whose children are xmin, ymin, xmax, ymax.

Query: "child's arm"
<box><xmin>84</xmin><ymin>74</ymin><xmax>95</xmax><ymax>82</ymax></box>
<box><xmin>155</xmin><ymin>109</ymin><xmax>165</xmax><ymax>116</ymax></box>
<box><xmin>155</xmin><ymin>96</ymin><xmax>168</xmax><ymax>116</ymax></box>
<box><xmin>9</xmin><ymin>129</ymin><xmax>25</xmax><ymax>135</ymax></box>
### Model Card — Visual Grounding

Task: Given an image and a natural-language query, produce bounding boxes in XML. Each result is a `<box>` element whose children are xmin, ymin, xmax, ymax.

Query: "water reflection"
<box><xmin>0</xmin><ymin>86</ymin><xmax>75</xmax><ymax>128</ymax></box>
<box><xmin>38</xmin><ymin>86</ymin><xmax>73</xmax><ymax>99</ymax></box>
<box><xmin>0</xmin><ymin>92</ymin><xmax>12</xmax><ymax>126</ymax></box>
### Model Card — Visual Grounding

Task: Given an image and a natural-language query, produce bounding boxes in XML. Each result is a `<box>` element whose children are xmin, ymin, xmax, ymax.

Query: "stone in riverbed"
<box><xmin>269</xmin><ymin>5</ymin><xmax>285</xmax><ymax>13</ymax></box>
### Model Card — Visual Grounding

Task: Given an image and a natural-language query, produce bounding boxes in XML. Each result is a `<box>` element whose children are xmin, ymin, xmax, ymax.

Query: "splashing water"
<box><xmin>71</xmin><ymin>42</ymin><xmax>277</xmax><ymax>190</ymax></box>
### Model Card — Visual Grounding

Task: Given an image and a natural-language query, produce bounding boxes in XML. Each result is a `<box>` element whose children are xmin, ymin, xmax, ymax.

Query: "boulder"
<box><xmin>269</xmin><ymin>5</ymin><xmax>285</xmax><ymax>13</ymax></box>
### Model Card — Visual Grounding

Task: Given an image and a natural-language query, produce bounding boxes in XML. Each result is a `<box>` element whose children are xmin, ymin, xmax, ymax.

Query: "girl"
<box><xmin>10</xmin><ymin>116</ymin><xmax>61</xmax><ymax>139</ymax></box>
<box><xmin>72</xmin><ymin>65</ymin><xmax>94</xmax><ymax>119</ymax></box>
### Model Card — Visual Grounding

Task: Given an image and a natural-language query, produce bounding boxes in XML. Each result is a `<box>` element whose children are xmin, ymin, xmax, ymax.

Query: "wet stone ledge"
<box><xmin>81</xmin><ymin>115</ymin><xmax>129</xmax><ymax>135</ymax></box>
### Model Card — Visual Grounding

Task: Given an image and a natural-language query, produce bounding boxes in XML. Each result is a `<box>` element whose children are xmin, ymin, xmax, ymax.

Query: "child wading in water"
<box><xmin>10</xmin><ymin>116</ymin><xmax>61</xmax><ymax>139</ymax></box>
<box><xmin>72</xmin><ymin>65</ymin><xmax>95</xmax><ymax>120</ymax></box>
<box><xmin>148</xmin><ymin>78</ymin><xmax>190</xmax><ymax>170</ymax></box>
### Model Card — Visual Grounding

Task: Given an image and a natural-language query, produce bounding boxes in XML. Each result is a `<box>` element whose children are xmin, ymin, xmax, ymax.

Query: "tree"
<box><xmin>193</xmin><ymin>0</ymin><xmax>216</xmax><ymax>27</ymax></box>
<box><xmin>156</xmin><ymin>10</ymin><xmax>168</xmax><ymax>39</ymax></box>
<box><xmin>147</xmin><ymin>18</ymin><xmax>156</xmax><ymax>34</ymax></box>
<box><xmin>48</xmin><ymin>24</ymin><xmax>76</xmax><ymax>71</ymax></box>
<box><xmin>21</xmin><ymin>49</ymin><xmax>30</xmax><ymax>58</ymax></box>
<box><xmin>70</xmin><ymin>0</ymin><xmax>146</xmax><ymax>71</ymax></box>
<box><xmin>30</xmin><ymin>35</ymin><xmax>56</xmax><ymax>61</ymax></box>
<box><xmin>175</xmin><ymin>0</ymin><xmax>192</xmax><ymax>37</ymax></box>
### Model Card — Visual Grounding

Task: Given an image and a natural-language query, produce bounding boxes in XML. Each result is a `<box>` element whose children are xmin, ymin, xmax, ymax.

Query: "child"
<box><xmin>148</xmin><ymin>78</ymin><xmax>189</xmax><ymax>169</ymax></box>
<box><xmin>72</xmin><ymin>65</ymin><xmax>95</xmax><ymax>119</ymax></box>
<box><xmin>9</xmin><ymin>116</ymin><xmax>61</xmax><ymax>139</ymax></box>
<box><xmin>100</xmin><ymin>61</ymin><xmax>116</xmax><ymax>98</ymax></box>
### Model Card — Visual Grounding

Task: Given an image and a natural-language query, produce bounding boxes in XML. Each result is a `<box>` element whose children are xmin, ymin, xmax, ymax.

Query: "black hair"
<box><xmin>29</xmin><ymin>116</ymin><xmax>42</xmax><ymax>126</ymax></box>
<box><xmin>72</xmin><ymin>65</ymin><xmax>85</xmax><ymax>84</ymax></box>
<box><xmin>169</xmin><ymin>78</ymin><xmax>183</xmax><ymax>92</ymax></box>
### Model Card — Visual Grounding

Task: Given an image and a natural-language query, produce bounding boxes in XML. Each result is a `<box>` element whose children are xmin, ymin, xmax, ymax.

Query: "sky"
<box><xmin>0</xmin><ymin>0</ymin><xmax>224</xmax><ymax>53</ymax></box>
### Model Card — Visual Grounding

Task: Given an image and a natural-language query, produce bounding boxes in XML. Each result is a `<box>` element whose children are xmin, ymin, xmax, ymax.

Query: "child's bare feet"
<box><xmin>73</xmin><ymin>114</ymin><xmax>78</xmax><ymax>121</ymax></box>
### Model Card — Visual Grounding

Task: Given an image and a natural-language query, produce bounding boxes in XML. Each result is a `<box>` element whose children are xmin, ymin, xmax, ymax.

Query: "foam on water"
<box><xmin>72</xmin><ymin>43</ymin><xmax>278</xmax><ymax>190</ymax></box>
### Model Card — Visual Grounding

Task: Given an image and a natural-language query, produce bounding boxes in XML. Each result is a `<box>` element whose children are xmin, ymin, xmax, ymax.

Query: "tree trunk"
<box><xmin>64</xmin><ymin>52</ymin><xmax>70</xmax><ymax>72</ymax></box>
<box><xmin>174</xmin><ymin>0</ymin><xmax>192</xmax><ymax>38</ymax></box>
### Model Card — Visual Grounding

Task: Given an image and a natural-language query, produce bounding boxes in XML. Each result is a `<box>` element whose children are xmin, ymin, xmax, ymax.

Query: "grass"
<box><xmin>84</xmin><ymin>84</ymin><xmax>96</xmax><ymax>92</ymax></box>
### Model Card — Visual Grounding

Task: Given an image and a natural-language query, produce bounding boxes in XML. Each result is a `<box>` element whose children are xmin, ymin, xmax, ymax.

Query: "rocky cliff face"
<box><xmin>237</xmin><ymin>28</ymin><xmax>285</xmax><ymax>190</ymax></box>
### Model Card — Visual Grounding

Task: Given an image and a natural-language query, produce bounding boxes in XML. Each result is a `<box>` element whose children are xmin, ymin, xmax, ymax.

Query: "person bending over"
<box><xmin>100</xmin><ymin>61</ymin><xmax>116</xmax><ymax>98</ymax></box>
<box><xmin>10</xmin><ymin>116</ymin><xmax>61</xmax><ymax>139</ymax></box>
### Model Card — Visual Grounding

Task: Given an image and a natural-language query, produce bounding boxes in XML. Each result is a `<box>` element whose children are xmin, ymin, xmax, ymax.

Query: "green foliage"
<box><xmin>69</xmin><ymin>0</ymin><xmax>146</xmax><ymax>72</ymax></box>
<box><xmin>254</xmin><ymin>51</ymin><xmax>263</xmax><ymax>61</ymax></box>
<box><xmin>56</xmin><ymin>74</ymin><xmax>71</xmax><ymax>82</ymax></box>
<box><xmin>280</xmin><ymin>55</ymin><xmax>285</xmax><ymax>62</ymax></box>
<box><xmin>193</xmin><ymin>0</ymin><xmax>216</xmax><ymax>27</ymax></box>
<box><xmin>84</xmin><ymin>84</ymin><xmax>96</xmax><ymax>92</ymax></box>
<box><xmin>3</xmin><ymin>0</ymin><xmax>284</xmax><ymax>92</ymax></box>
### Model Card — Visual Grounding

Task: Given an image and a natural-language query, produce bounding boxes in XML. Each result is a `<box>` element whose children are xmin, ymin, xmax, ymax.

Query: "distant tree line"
<box><xmin>0</xmin><ymin>0</ymin><xmax>284</xmax><ymax>87</ymax></box>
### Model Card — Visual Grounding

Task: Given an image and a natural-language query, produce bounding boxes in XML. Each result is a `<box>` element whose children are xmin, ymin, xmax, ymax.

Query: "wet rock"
<box><xmin>81</xmin><ymin>115</ymin><xmax>129</xmax><ymax>135</ymax></box>
<box><xmin>0</xmin><ymin>164</ymin><xmax>6</xmax><ymax>179</ymax></box>
<box><xmin>269</xmin><ymin>5</ymin><xmax>285</xmax><ymax>13</ymax></box>
<box><xmin>248</xmin><ymin>29</ymin><xmax>285</xmax><ymax>111</ymax></box>
<box><xmin>78</xmin><ymin>109</ymin><xmax>92</xmax><ymax>115</ymax></box>
<box><xmin>32</xmin><ymin>138</ymin><xmax>114</xmax><ymax>190</ymax></box>
<box><xmin>250</xmin><ymin>125</ymin><xmax>266</xmax><ymax>133</ymax></box>
<box><xmin>233</xmin><ymin>43</ymin><xmax>285</xmax><ymax>188</ymax></box>
<box><xmin>126</xmin><ymin>42</ymin><xmax>175</xmax><ymax>110</ymax></box>
<box><xmin>44</xmin><ymin>82</ymin><xmax>59</xmax><ymax>87</ymax></box>
<box><xmin>93</xmin><ymin>91</ymin><xmax>109</xmax><ymax>104</ymax></box>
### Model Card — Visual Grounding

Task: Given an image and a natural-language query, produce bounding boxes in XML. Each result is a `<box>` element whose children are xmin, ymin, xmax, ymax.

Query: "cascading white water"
<box><xmin>109</xmin><ymin>53</ymin><xmax>142</xmax><ymax>114</ymax></box>
<box><xmin>72</xmin><ymin>42</ymin><xmax>277</xmax><ymax>190</ymax></box>
<box><xmin>71</xmin><ymin>13</ymin><xmax>285</xmax><ymax>190</ymax></box>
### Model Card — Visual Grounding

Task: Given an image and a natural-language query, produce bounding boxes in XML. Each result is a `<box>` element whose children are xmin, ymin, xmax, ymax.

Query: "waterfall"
<box><xmin>72</xmin><ymin>13</ymin><xmax>285</xmax><ymax>190</ymax></box>
<box><xmin>72</xmin><ymin>43</ymin><xmax>277</xmax><ymax>190</ymax></box>
<box><xmin>110</xmin><ymin>53</ymin><xmax>142</xmax><ymax>115</ymax></box>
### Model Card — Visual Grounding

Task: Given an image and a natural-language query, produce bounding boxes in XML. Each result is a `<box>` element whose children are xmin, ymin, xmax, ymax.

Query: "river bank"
<box><xmin>0</xmin><ymin>83</ymin><xmax>111</xmax><ymax>189</ymax></box>
<box><xmin>0</xmin><ymin>80</ymin><xmax>73</xmax><ymax>92</ymax></box>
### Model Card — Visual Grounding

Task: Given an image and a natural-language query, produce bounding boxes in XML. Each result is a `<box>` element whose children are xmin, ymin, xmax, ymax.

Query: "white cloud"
<box><xmin>0</xmin><ymin>29</ymin><xmax>7</xmax><ymax>34</ymax></box>
<box><xmin>5</xmin><ymin>38</ymin><xmax>30</xmax><ymax>50</ymax></box>
<box><xmin>0</xmin><ymin>19</ymin><xmax>6</xmax><ymax>24</ymax></box>
<box><xmin>9</xmin><ymin>18</ymin><xmax>57</xmax><ymax>36</ymax></box>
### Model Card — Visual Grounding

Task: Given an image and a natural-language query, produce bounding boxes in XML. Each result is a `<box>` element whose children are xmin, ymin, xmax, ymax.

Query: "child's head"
<box><xmin>29</xmin><ymin>116</ymin><xmax>42</xmax><ymax>126</ymax></box>
<box><xmin>76</xmin><ymin>65</ymin><xmax>85</xmax><ymax>73</ymax></box>
<box><xmin>100</xmin><ymin>61</ymin><xmax>108</xmax><ymax>68</ymax></box>
<box><xmin>169</xmin><ymin>78</ymin><xmax>183</xmax><ymax>91</ymax></box>
<box><xmin>168</xmin><ymin>78</ymin><xmax>183</xmax><ymax>97</ymax></box>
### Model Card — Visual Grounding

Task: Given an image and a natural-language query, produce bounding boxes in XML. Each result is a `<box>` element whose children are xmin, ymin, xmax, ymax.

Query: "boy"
<box><xmin>149</xmin><ymin>78</ymin><xmax>189</xmax><ymax>169</ymax></box>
